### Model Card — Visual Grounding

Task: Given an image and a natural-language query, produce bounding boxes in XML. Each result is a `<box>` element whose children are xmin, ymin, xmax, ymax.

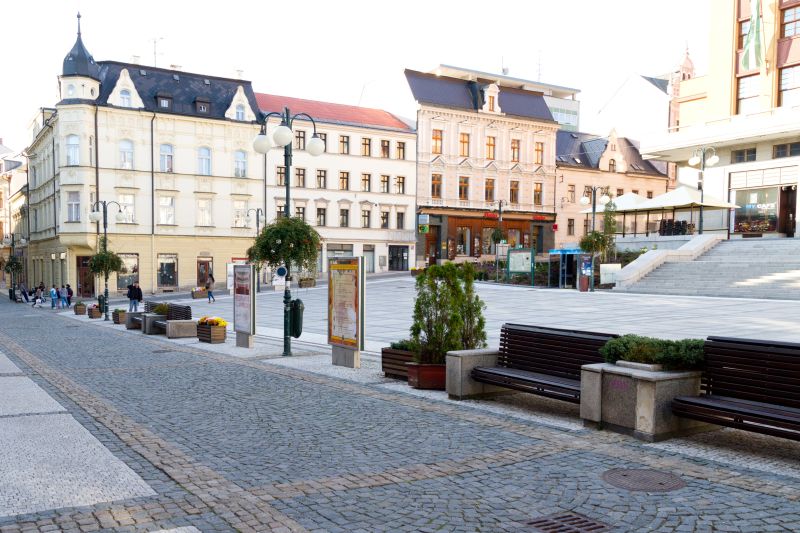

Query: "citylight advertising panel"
<box><xmin>328</xmin><ymin>257</ymin><xmax>364</xmax><ymax>350</ymax></box>
<box><xmin>233</xmin><ymin>264</ymin><xmax>255</xmax><ymax>335</ymax></box>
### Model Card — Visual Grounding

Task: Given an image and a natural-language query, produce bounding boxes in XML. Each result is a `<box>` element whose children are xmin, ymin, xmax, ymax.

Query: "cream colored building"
<box><xmin>643</xmin><ymin>0</ymin><xmax>800</xmax><ymax>237</ymax></box>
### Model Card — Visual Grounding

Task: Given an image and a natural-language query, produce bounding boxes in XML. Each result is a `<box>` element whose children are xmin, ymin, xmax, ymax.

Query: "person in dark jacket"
<box><xmin>127</xmin><ymin>282</ymin><xmax>143</xmax><ymax>312</ymax></box>
<box><xmin>206</xmin><ymin>274</ymin><xmax>216</xmax><ymax>303</ymax></box>
<box><xmin>66</xmin><ymin>284</ymin><xmax>73</xmax><ymax>307</ymax></box>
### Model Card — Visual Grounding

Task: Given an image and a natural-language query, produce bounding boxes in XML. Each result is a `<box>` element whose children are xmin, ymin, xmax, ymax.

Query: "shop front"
<box><xmin>732</xmin><ymin>185</ymin><xmax>796</xmax><ymax>237</ymax></box>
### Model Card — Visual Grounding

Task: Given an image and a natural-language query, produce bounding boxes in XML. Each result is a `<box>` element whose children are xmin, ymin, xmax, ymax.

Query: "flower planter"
<box><xmin>112</xmin><ymin>310</ymin><xmax>127</xmax><ymax>325</ymax></box>
<box><xmin>406</xmin><ymin>362</ymin><xmax>446</xmax><ymax>390</ymax></box>
<box><xmin>191</xmin><ymin>289</ymin><xmax>208</xmax><ymax>299</ymax></box>
<box><xmin>197</xmin><ymin>323</ymin><xmax>226</xmax><ymax>343</ymax></box>
<box><xmin>381</xmin><ymin>348</ymin><xmax>415</xmax><ymax>380</ymax></box>
<box><xmin>74</xmin><ymin>304</ymin><xmax>86</xmax><ymax>315</ymax></box>
<box><xmin>410</xmin><ymin>269</ymin><xmax>425</xmax><ymax>277</ymax></box>
<box><xmin>298</xmin><ymin>278</ymin><xmax>316</xmax><ymax>288</ymax></box>
<box><xmin>87</xmin><ymin>307</ymin><xmax>102</xmax><ymax>319</ymax></box>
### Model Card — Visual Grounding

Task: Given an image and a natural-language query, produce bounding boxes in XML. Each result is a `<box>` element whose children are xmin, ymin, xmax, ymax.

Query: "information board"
<box><xmin>507</xmin><ymin>249</ymin><xmax>532</xmax><ymax>273</ymax></box>
<box><xmin>233</xmin><ymin>264</ymin><xmax>255</xmax><ymax>335</ymax></box>
<box><xmin>328</xmin><ymin>257</ymin><xmax>364</xmax><ymax>350</ymax></box>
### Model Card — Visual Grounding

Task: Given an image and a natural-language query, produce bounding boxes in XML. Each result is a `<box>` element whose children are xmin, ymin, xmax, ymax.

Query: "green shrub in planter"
<box><xmin>153</xmin><ymin>303</ymin><xmax>169</xmax><ymax>315</ymax></box>
<box><xmin>600</xmin><ymin>334</ymin><xmax>704</xmax><ymax>370</ymax></box>
<box><xmin>390</xmin><ymin>339</ymin><xmax>416</xmax><ymax>351</ymax></box>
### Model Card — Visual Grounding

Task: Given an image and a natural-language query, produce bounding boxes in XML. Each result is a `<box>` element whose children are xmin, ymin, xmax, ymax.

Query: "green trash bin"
<box><xmin>290</xmin><ymin>299</ymin><xmax>304</xmax><ymax>338</ymax></box>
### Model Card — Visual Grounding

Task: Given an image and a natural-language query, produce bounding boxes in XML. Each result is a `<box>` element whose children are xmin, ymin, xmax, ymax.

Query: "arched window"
<box><xmin>67</xmin><ymin>84</ymin><xmax>75</xmax><ymax>97</ymax></box>
<box><xmin>160</xmin><ymin>144</ymin><xmax>174</xmax><ymax>173</ymax></box>
<box><xmin>66</xmin><ymin>135</ymin><xmax>80</xmax><ymax>165</ymax></box>
<box><xmin>119</xmin><ymin>140</ymin><xmax>134</xmax><ymax>169</ymax></box>
<box><xmin>234</xmin><ymin>150</ymin><xmax>247</xmax><ymax>177</ymax></box>
<box><xmin>609</xmin><ymin>159</ymin><xmax>617</xmax><ymax>173</ymax></box>
<box><xmin>120</xmin><ymin>89</ymin><xmax>132</xmax><ymax>107</ymax></box>
<box><xmin>235</xmin><ymin>104</ymin><xmax>245</xmax><ymax>121</ymax></box>
<box><xmin>198</xmin><ymin>147</ymin><xmax>211</xmax><ymax>176</ymax></box>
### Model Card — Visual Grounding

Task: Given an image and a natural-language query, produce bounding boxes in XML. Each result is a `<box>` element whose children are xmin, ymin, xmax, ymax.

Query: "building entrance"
<box><xmin>779</xmin><ymin>186</ymin><xmax>796</xmax><ymax>237</ymax></box>
<box><xmin>76</xmin><ymin>256</ymin><xmax>94</xmax><ymax>298</ymax></box>
<box><xmin>388</xmin><ymin>245</ymin><xmax>409</xmax><ymax>271</ymax></box>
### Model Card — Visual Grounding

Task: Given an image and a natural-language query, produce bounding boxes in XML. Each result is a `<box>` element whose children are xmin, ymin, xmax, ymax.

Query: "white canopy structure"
<box><xmin>634</xmin><ymin>185</ymin><xmax>738</xmax><ymax>211</ymax></box>
<box><xmin>579</xmin><ymin>192</ymin><xmax>648</xmax><ymax>214</ymax></box>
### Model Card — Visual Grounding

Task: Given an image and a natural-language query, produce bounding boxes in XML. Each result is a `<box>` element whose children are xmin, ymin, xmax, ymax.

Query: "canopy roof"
<box><xmin>579</xmin><ymin>192</ymin><xmax>647</xmax><ymax>214</ymax></box>
<box><xmin>583</xmin><ymin>186</ymin><xmax>739</xmax><ymax>213</ymax></box>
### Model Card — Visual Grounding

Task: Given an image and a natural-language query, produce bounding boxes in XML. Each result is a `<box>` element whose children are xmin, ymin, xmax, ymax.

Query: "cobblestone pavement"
<box><xmin>1</xmin><ymin>299</ymin><xmax>799</xmax><ymax>532</ymax></box>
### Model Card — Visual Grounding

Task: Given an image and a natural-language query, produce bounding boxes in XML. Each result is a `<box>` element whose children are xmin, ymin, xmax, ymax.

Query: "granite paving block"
<box><xmin>0</xmin><ymin>377</ymin><xmax>65</xmax><ymax>416</ymax></box>
<box><xmin>0</xmin><ymin>353</ymin><xmax>20</xmax><ymax>375</ymax></box>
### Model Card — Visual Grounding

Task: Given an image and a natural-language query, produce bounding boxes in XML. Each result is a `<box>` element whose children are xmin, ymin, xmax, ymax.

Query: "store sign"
<box><xmin>418</xmin><ymin>214</ymin><xmax>430</xmax><ymax>224</ymax></box>
<box><xmin>483</xmin><ymin>212</ymin><xmax>499</xmax><ymax>219</ymax></box>
<box><xmin>532</xmin><ymin>213</ymin><xmax>556</xmax><ymax>222</ymax></box>
<box><xmin>233</xmin><ymin>264</ymin><xmax>255</xmax><ymax>335</ymax></box>
<box><xmin>418</xmin><ymin>224</ymin><xmax>430</xmax><ymax>234</ymax></box>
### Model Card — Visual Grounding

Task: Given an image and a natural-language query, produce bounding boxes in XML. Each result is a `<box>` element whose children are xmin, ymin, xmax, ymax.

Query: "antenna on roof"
<box><xmin>151</xmin><ymin>37</ymin><xmax>164</xmax><ymax>67</ymax></box>
<box><xmin>537</xmin><ymin>50</ymin><xmax>542</xmax><ymax>81</ymax></box>
<box><xmin>76</xmin><ymin>12</ymin><xmax>82</xmax><ymax>36</ymax></box>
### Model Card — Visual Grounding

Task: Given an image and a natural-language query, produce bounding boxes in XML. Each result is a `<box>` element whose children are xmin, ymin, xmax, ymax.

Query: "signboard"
<box><xmin>418</xmin><ymin>214</ymin><xmax>430</xmax><ymax>224</ymax></box>
<box><xmin>418</xmin><ymin>224</ymin><xmax>430</xmax><ymax>234</ymax></box>
<box><xmin>507</xmin><ymin>249</ymin><xmax>532</xmax><ymax>273</ymax></box>
<box><xmin>483</xmin><ymin>212</ymin><xmax>499</xmax><ymax>219</ymax></box>
<box><xmin>233</xmin><ymin>264</ymin><xmax>255</xmax><ymax>335</ymax></box>
<box><xmin>532</xmin><ymin>213</ymin><xmax>556</xmax><ymax>222</ymax></box>
<box><xmin>580</xmin><ymin>254</ymin><xmax>593</xmax><ymax>276</ymax></box>
<box><xmin>328</xmin><ymin>257</ymin><xmax>364</xmax><ymax>350</ymax></box>
<box><xmin>496</xmin><ymin>243</ymin><xmax>510</xmax><ymax>258</ymax></box>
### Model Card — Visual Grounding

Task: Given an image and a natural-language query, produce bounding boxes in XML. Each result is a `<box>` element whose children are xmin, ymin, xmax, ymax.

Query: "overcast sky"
<box><xmin>2</xmin><ymin>0</ymin><xmax>710</xmax><ymax>152</ymax></box>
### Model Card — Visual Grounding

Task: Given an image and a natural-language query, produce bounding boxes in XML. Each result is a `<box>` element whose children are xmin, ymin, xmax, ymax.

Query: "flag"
<box><xmin>741</xmin><ymin>0</ymin><xmax>764</xmax><ymax>71</ymax></box>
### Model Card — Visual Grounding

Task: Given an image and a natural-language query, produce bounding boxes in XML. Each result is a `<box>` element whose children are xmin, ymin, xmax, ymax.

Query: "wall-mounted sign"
<box><xmin>483</xmin><ymin>212</ymin><xmax>499</xmax><ymax>219</ymax></box>
<box><xmin>532</xmin><ymin>213</ymin><xmax>556</xmax><ymax>222</ymax></box>
<box><xmin>328</xmin><ymin>257</ymin><xmax>364</xmax><ymax>350</ymax></box>
<box><xmin>418</xmin><ymin>224</ymin><xmax>430</xmax><ymax>234</ymax></box>
<box><xmin>418</xmin><ymin>214</ymin><xmax>430</xmax><ymax>224</ymax></box>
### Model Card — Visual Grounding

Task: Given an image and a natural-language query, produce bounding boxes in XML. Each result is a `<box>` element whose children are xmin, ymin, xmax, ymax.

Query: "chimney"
<box><xmin>502</xmin><ymin>67</ymin><xmax>509</xmax><ymax>75</ymax></box>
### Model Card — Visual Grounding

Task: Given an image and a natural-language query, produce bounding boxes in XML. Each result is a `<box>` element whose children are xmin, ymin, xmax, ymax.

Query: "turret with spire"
<box><xmin>59</xmin><ymin>13</ymin><xmax>101</xmax><ymax>101</ymax></box>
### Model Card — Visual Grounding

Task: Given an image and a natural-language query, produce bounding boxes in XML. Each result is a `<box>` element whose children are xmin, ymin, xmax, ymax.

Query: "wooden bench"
<box><xmin>471</xmin><ymin>324</ymin><xmax>617</xmax><ymax>403</ymax></box>
<box><xmin>152</xmin><ymin>304</ymin><xmax>193</xmax><ymax>335</ymax></box>
<box><xmin>672</xmin><ymin>336</ymin><xmax>800</xmax><ymax>441</ymax></box>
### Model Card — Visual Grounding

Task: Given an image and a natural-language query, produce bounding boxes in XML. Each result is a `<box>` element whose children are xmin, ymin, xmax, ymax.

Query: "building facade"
<box><xmin>255</xmin><ymin>94</ymin><xmax>416</xmax><ymax>274</ymax></box>
<box><xmin>642</xmin><ymin>0</ymin><xmax>800</xmax><ymax>238</ymax></box>
<box><xmin>405</xmin><ymin>68</ymin><xmax>561</xmax><ymax>265</ymax></box>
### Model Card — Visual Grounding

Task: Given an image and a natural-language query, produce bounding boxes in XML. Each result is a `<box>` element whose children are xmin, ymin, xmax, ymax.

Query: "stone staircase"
<box><xmin>620</xmin><ymin>238</ymin><xmax>800</xmax><ymax>300</ymax></box>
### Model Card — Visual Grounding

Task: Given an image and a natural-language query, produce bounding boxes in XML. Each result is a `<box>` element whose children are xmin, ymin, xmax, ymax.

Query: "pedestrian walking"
<box><xmin>60</xmin><ymin>285</ymin><xmax>68</xmax><ymax>308</ymax></box>
<box><xmin>206</xmin><ymin>274</ymin><xmax>216</xmax><ymax>303</ymax></box>
<box><xmin>50</xmin><ymin>285</ymin><xmax>58</xmax><ymax>309</ymax></box>
<box><xmin>127</xmin><ymin>282</ymin><xmax>142</xmax><ymax>312</ymax></box>
<box><xmin>66</xmin><ymin>284</ymin><xmax>73</xmax><ymax>307</ymax></box>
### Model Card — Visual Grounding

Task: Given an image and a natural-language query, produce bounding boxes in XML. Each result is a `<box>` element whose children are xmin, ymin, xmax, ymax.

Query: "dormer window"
<box><xmin>196</xmin><ymin>97</ymin><xmax>211</xmax><ymax>114</ymax></box>
<box><xmin>235</xmin><ymin>104</ymin><xmax>245</xmax><ymax>121</ymax></box>
<box><xmin>609</xmin><ymin>159</ymin><xmax>617</xmax><ymax>172</ymax></box>
<box><xmin>488</xmin><ymin>95</ymin><xmax>495</xmax><ymax>112</ymax></box>
<box><xmin>198</xmin><ymin>103</ymin><xmax>208</xmax><ymax>113</ymax></box>
<box><xmin>120</xmin><ymin>89</ymin><xmax>131</xmax><ymax>107</ymax></box>
<box><xmin>482</xmin><ymin>84</ymin><xmax>501</xmax><ymax>114</ymax></box>
<box><xmin>158</xmin><ymin>96</ymin><xmax>172</xmax><ymax>110</ymax></box>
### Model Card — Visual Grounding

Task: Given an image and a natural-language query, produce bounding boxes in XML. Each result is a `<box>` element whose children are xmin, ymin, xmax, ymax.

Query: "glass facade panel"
<box><xmin>734</xmin><ymin>187</ymin><xmax>779</xmax><ymax>233</ymax></box>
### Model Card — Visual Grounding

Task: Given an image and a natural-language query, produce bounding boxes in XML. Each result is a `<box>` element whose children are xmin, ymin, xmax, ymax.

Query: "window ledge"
<box><xmin>194</xmin><ymin>225</ymin><xmax>216</xmax><ymax>228</ymax></box>
<box><xmin>63</xmin><ymin>220</ymin><xmax>82</xmax><ymax>224</ymax></box>
<box><xmin>157</xmin><ymin>223</ymin><xmax>178</xmax><ymax>227</ymax></box>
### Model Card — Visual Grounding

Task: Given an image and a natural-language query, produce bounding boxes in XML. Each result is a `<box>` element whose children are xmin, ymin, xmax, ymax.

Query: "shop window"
<box><xmin>507</xmin><ymin>229</ymin><xmax>520</xmax><ymax>247</ymax></box>
<box><xmin>456</xmin><ymin>226</ymin><xmax>471</xmax><ymax>255</ymax></box>
<box><xmin>157</xmin><ymin>254</ymin><xmax>177</xmax><ymax>288</ymax></box>
<box><xmin>481</xmin><ymin>227</ymin><xmax>496</xmax><ymax>255</ymax></box>
<box><xmin>117</xmin><ymin>254</ymin><xmax>139</xmax><ymax>290</ymax></box>
<box><xmin>734</xmin><ymin>187</ymin><xmax>778</xmax><ymax>233</ymax></box>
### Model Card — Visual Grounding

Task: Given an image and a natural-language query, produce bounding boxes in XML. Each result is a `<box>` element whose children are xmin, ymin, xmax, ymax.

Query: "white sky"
<box><xmin>2</xmin><ymin>0</ymin><xmax>710</xmax><ymax>152</ymax></box>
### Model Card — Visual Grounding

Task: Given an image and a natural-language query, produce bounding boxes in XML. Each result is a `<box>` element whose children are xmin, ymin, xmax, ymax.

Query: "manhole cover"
<box><xmin>527</xmin><ymin>512</ymin><xmax>610</xmax><ymax>532</ymax></box>
<box><xmin>602</xmin><ymin>468</ymin><xmax>685</xmax><ymax>492</ymax></box>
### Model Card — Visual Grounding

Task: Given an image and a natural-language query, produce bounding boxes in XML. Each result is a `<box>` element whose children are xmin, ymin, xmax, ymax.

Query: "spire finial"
<box><xmin>77</xmin><ymin>12</ymin><xmax>82</xmax><ymax>36</ymax></box>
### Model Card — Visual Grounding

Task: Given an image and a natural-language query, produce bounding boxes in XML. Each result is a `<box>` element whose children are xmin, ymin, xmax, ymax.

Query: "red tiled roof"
<box><xmin>255</xmin><ymin>93</ymin><xmax>413</xmax><ymax>132</ymax></box>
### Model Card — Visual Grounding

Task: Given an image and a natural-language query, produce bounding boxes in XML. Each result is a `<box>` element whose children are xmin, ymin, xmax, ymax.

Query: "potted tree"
<box><xmin>197</xmin><ymin>316</ymin><xmax>228</xmax><ymax>343</ymax></box>
<box><xmin>112</xmin><ymin>308</ymin><xmax>127</xmax><ymax>325</ymax></box>
<box><xmin>247</xmin><ymin>216</ymin><xmax>321</xmax><ymax>289</ymax></box>
<box><xmin>400</xmin><ymin>262</ymin><xmax>486</xmax><ymax>389</ymax></box>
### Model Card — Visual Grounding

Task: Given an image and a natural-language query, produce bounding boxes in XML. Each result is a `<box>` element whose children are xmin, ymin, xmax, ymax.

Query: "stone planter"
<box><xmin>87</xmin><ymin>307</ymin><xmax>102</xmax><ymax>319</ymax></box>
<box><xmin>112</xmin><ymin>310</ymin><xmax>127</xmax><ymax>325</ymax></box>
<box><xmin>142</xmin><ymin>314</ymin><xmax>166</xmax><ymax>335</ymax></box>
<box><xmin>74</xmin><ymin>304</ymin><xmax>86</xmax><ymax>315</ymax></box>
<box><xmin>191</xmin><ymin>289</ymin><xmax>208</xmax><ymax>299</ymax></box>
<box><xmin>125</xmin><ymin>312</ymin><xmax>143</xmax><ymax>330</ymax></box>
<box><xmin>197</xmin><ymin>323</ymin><xmax>226</xmax><ymax>343</ymax></box>
<box><xmin>446</xmin><ymin>349</ymin><xmax>510</xmax><ymax>400</ymax></box>
<box><xmin>298</xmin><ymin>278</ymin><xmax>316</xmax><ymax>288</ymax></box>
<box><xmin>580</xmin><ymin>363</ymin><xmax>716</xmax><ymax>442</ymax></box>
<box><xmin>381</xmin><ymin>347</ymin><xmax>415</xmax><ymax>380</ymax></box>
<box><xmin>407</xmin><ymin>363</ymin><xmax>446</xmax><ymax>390</ymax></box>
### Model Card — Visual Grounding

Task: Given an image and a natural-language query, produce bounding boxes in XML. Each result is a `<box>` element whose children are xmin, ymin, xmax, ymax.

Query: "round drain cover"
<box><xmin>602</xmin><ymin>468</ymin><xmax>686</xmax><ymax>492</ymax></box>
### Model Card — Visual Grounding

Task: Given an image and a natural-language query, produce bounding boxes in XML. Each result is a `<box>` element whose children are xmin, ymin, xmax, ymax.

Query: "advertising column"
<box><xmin>328</xmin><ymin>256</ymin><xmax>365</xmax><ymax>368</ymax></box>
<box><xmin>233</xmin><ymin>264</ymin><xmax>256</xmax><ymax>348</ymax></box>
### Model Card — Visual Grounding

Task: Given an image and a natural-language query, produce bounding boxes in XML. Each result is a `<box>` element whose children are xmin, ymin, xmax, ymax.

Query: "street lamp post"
<box><xmin>88</xmin><ymin>200</ymin><xmax>126</xmax><ymax>321</ymax></box>
<box><xmin>688</xmin><ymin>147</ymin><xmax>719</xmax><ymax>234</ymax></box>
<box><xmin>253</xmin><ymin>107</ymin><xmax>325</xmax><ymax>357</ymax></box>
<box><xmin>246</xmin><ymin>208</ymin><xmax>264</xmax><ymax>292</ymax></box>
<box><xmin>579</xmin><ymin>186</ymin><xmax>610</xmax><ymax>292</ymax></box>
<box><xmin>3</xmin><ymin>233</ymin><xmax>27</xmax><ymax>300</ymax></box>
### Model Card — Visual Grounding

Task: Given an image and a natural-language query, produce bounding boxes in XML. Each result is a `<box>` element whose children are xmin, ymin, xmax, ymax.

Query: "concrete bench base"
<box><xmin>126</xmin><ymin>312</ymin><xmax>144</xmax><ymax>330</ymax></box>
<box><xmin>446</xmin><ymin>349</ymin><xmax>511</xmax><ymax>400</ymax></box>
<box><xmin>167</xmin><ymin>320</ymin><xmax>197</xmax><ymax>339</ymax></box>
<box><xmin>142</xmin><ymin>314</ymin><xmax>166</xmax><ymax>335</ymax></box>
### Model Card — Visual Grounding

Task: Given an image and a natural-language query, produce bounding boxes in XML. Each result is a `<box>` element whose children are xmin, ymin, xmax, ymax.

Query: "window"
<box><xmin>295</xmin><ymin>206</ymin><xmax>305</xmax><ymax>220</ymax></box>
<box><xmin>380</xmin><ymin>211</ymin><xmax>389</xmax><ymax>228</ymax></box>
<box><xmin>157</xmin><ymin>254</ymin><xmax>177</xmax><ymax>288</ymax></box>
<box><xmin>396</xmin><ymin>176</ymin><xmax>406</xmax><ymax>194</ymax></box>
<box><xmin>118</xmin><ymin>193</ymin><xmax>134</xmax><ymax>223</ymax></box>
<box><xmin>295</xmin><ymin>130</ymin><xmax>306</xmax><ymax>150</ymax></box>
<box><xmin>773</xmin><ymin>142</ymin><xmax>800</xmax><ymax>158</ymax></box>
<box><xmin>67</xmin><ymin>84</ymin><xmax>75</xmax><ymax>97</ymax></box>
<box><xmin>485</xmin><ymin>178</ymin><xmax>495</xmax><ymax>201</ymax></box>
<box><xmin>609</xmin><ymin>159</ymin><xmax>616</xmax><ymax>172</ymax></box>
<box><xmin>534</xmin><ymin>183</ymin><xmax>543</xmax><ymax>205</ymax></box>
<box><xmin>738</xmin><ymin>19</ymin><xmax>751</xmax><ymax>49</ymax></box>
<box><xmin>159</xmin><ymin>144</ymin><xmax>173</xmax><ymax>172</ymax></box>
<box><xmin>583</xmin><ymin>219</ymin><xmax>590</xmax><ymax>235</ymax></box>
<box><xmin>431</xmin><ymin>174</ymin><xmax>442</xmax><ymax>198</ymax></box>
<box><xmin>380</xmin><ymin>174</ymin><xmax>390</xmax><ymax>193</ymax></box>
<box><xmin>780</xmin><ymin>65</ymin><xmax>800</xmax><ymax>107</ymax></box>
<box><xmin>197</xmin><ymin>102</ymin><xmax>208</xmax><ymax>114</ymax></box>
<box><xmin>616</xmin><ymin>188</ymin><xmax>624</xmax><ymax>197</ymax></box>
<box><xmin>510</xmin><ymin>181</ymin><xmax>519</xmax><ymax>204</ymax></box>
<box><xmin>316</xmin><ymin>207</ymin><xmax>327</xmax><ymax>226</ymax></box>
<box><xmin>568</xmin><ymin>184</ymin><xmax>576</xmax><ymax>203</ymax></box>
<box><xmin>647</xmin><ymin>191</ymin><xmax>653</xmax><ymax>199</ymax></box>
<box><xmin>361</xmin><ymin>173</ymin><xmax>371</xmax><ymax>192</ymax></box>
<box><xmin>631</xmin><ymin>189</ymin><xmax>639</xmax><ymax>195</ymax></box>
<box><xmin>784</xmin><ymin>6</ymin><xmax>800</xmax><ymax>37</ymax></box>
<box><xmin>67</xmin><ymin>191</ymin><xmax>80</xmax><ymax>222</ymax></box>
<box><xmin>318</xmin><ymin>133</ymin><xmax>327</xmax><ymax>152</ymax></box>
<box><xmin>732</xmin><ymin>148</ymin><xmax>757</xmax><ymax>163</ymax></box>
<box><xmin>277</xmin><ymin>166</ymin><xmax>286</xmax><ymax>186</ymax></box>
<box><xmin>198</xmin><ymin>147</ymin><xmax>211</xmax><ymax>175</ymax></box>
<box><xmin>66</xmin><ymin>135</ymin><xmax>80</xmax><ymax>165</ymax></box>
<box><xmin>361</xmin><ymin>137</ymin><xmax>372</xmax><ymax>156</ymax></box>
<box><xmin>197</xmin><ymin>198</ymin><xmax>212</xmax><ymax>226</ymax></box>
<box><xmin>396</xmin><ymin>142</ymin><xmax>406</xmax><ymax>159</ymax></box>
<box><xmin>295</xmin><ymin>168</ymin><xmax>306</xmax><ymax>188</ymax></box>
<box><xmin>567</xmin><ymin>218</ymin><xmax>575</xmax><ymax>236</ymax></box>
<box><xmin>117</xmin><ymin>254</ymin><xmax>139</xmax><ymax>290</ymax></box>
<box><xmin>159</xmin><ymin>196</ymin><xmax>175</xmax><ymax>224</ymax></box>
<box><xmin>381</xmin><ymin>140</ymin><xmax>390</xmax><ymax>158</ymax></box>
<box><xmin>459</xmin><ymin>176</ymin><xmax>469</xmax><ymax>200</ymax></box>
<box><xmin>396</xmin><ymin>212</ymin><xmax>405</xmax><ymax>229</ymax></box>
<box><xmin>511</xmin><ymin>139</ymin><xmax>520</xmax><ymax>162</ymax></box>
<box><xmin>737</xmin><ymin>75</ymin><xmax>759</xmax><ymax>114</ymax></box>
<box><xmin>432</xmin><ymin>129</ymin><xmax>443</xmax><ymax>154</ymax></box>
<box><xmin>317</xmin><ymin>169</ymin><xmax>327</xmax><ymax>188</ymax></box>
<box><xmin>119</xmin><ymin>140</ymin><xmax>134</xmax><ymax>169</ymax></box>
<box><xmin>120</xmin><ymin>89</ymin><xmax>131</xmax><ymax>107</ymax></box>
<box><xmin>89</xmin><ymin>135</ymin><xmax>94</xmax><ymax>166</ymax></box>
<box><xmin>340</xmin><ymin>209</ymin><xmax>350</xmax><ymax>227</ymax></box>
<box><xmin>339</xmin><ymin>171</ymin><xmax>350</xmax><ymax>190</ymax></box>
<box><xmin>456</xmin><ymin>227</ymin><xmax>471</xmax><ymax>255</ymax></box>
<box><xmin>486</xmin><ymin>136</ymin><xmax>496</xmax><ymax>160</ymax></box>
<box><xmin>459</xmin><ymin>133</ymin><xmax>470</xmax><ymax>157</ymax></box>
<box><xmin>535</xmin><ymin>142</ymin><xmax>544</xmax><ymax>165</ymax></box>
<box><xmin>276</xmin><ymin>206</ymin><xmax>285</xmax><ymax>219</ymax></box>
<box><xmin>233</xmin><ymin>200</ymin><xmax>248</xmax><ymax>227</ymax></box>
<box><xmin>234</xmin><ymin>150</ymin><xmax>247</xmax><ymax>177</ymax></box>
<box><xmin>361</xmin><ymin>209</ymin><xmax>371</xmax><ymax>228</ymax></box>
<box><xmin>339</xmin><ymin>135</ymin><xmax>350</xmax><ymax>154</ymax></box>
<box><xmin>159</xmin><ymin>97</ymin><xmax>171</xmax><ymax>109</ymax></box>
<box><xmin>488</xmin><ymin>95</ymin><xmax>496</xmax><ymax>111</ymax></box>
<box><xmin>734</xmin><ymin>187</ymin><xmax>779</xmax><ymax>233</ymax></box>
<box><xmin>235</xmin><ymin>104</ymin><xmax>245</xmax><ymax>121</ymax></box>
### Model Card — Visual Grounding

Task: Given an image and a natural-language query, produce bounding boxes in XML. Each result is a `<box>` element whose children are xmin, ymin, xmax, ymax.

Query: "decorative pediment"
<box><xmin>459</xmin><ymin>158</ymin><xmax>475</xmax><ymax>168</ymax></box>
<box><xmin>108</xmin><ymin>69</ymin><xmax>144</xmax><ymax>108</ymax></box>
<box><xmin>485</xmin><ymin>161</ymin><xmax>500</xmax><ymax>171</ymax></box>
<box><xmin>509</xmin><ymin>163</ymin><xmax>523</xmax><ymax>173</ymax></box>
<box><xmin>225</xmin><ymin>86</ymin><xmax>257</xmax><ymax>121</ymax></box>
<box><xmin>481</xmin><ymin>83</ymin><xmax>502</xmax><ymax>114</ymax></box>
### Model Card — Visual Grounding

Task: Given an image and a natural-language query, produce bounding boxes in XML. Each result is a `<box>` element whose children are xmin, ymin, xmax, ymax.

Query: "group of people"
<box><xmin>20</xmin><ymin>282</ymin><xmax>73</xmax><ymax>309</ymax></box>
